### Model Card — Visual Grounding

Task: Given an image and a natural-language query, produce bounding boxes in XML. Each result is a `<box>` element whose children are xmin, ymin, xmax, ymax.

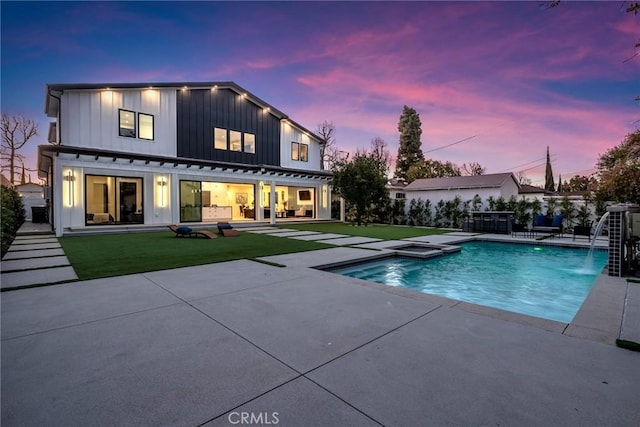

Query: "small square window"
<box><xmin>300</xmin><ymin>143</ymin><xmax>308</xmax><ymax>162</ymax></box>
<box><xmin>291</xmin><ymin>142</ymin><xmax>299</xmax><ymax>161</ymax></box>
<box><xmin>119</xmin><ymin>109</ymin><xmax>136</xmax><ymax>138</ymax></box>
<box><xmin>244</xmin><ymin>133</ymin><xmax>255</xmax><ymax>154</ymax></box>
<box><xmin>214</xmin><ymin>128</ymin><xmax>227</xmax><ymax>150</ymax></box>
<box><xmin>230</xmin><ymin>131</ymin><xmax>241</xmax><ymax>152</ymax></box>
<box><xmin>138</xmin><ymin>113</ymin><xmax>154</xmax><ymax>140</ymax></box>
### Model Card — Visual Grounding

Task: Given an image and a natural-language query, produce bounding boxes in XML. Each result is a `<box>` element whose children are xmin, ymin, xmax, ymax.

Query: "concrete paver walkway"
<box><xmin>1</xmin><ymin>222</ymin><xmax>77</xmax><ymax>289</ymax></box>
<box><xmin>2</xmin><ymin>259</ymin><xmax>638</xmax><ymax>426</ymax></box>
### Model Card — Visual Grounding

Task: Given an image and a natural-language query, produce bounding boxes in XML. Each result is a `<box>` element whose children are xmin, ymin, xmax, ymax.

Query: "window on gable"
<box><xmin>214</xmin><ymin>128</ymin><xmax>227</xmax><ymax>150</ymax></box>
<box><xmin>230</xmin><ymin>130</ymin><xmax>242</xmax><ymax>152</ymax></box>
<box><xmin>395</xmin><ymin>192</ymin><xmax>406</xmax><ymax>199</ymax></box>
<box><xmin>119</xmin><ymin>110</ymin><xmax>136</xmax><ymax>138</ymax></box>
<box><xmin>291</xmin><ymin>142</ymin><xmax>300</xmax><ymax>161</ymax></box>
<box><xmin>300</xmin><ymin>143</ymin><xmax>308</xmax><ymax>162</ymax></box>
<box><xmin>138</xmin><ymin>113</ymin><xmax>154</xmax><ymax>140</ymax></box>
<box><xmin>244</xmin><ymin>133</ymin><xmax>255</xmax><ymax>154</ymax></box>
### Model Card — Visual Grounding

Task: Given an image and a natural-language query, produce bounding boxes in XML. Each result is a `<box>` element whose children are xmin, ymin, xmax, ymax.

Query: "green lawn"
<box><xmin>60</xmin><ymin>222</ymin><xmax>449</xmax><ymax>280</ymax></box>
<box><xmin>60</xmin><ymin>230</ymin><xmax>332</xmax><ymax>280</ymax></box>
<box><xmin>281</xmin><ymin>222</ymin><xmax>449</xmax><ymax>240</ymax></box>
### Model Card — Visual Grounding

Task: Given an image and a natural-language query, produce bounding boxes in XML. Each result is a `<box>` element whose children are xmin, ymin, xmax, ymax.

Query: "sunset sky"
<box><xmin>2</xmin><ymin>1</ymin><xmax>638</xmax><ymax>186</ymax></box>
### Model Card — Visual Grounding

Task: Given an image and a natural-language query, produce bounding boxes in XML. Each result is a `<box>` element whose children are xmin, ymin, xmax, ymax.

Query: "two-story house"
<box><xmin>38</xmin><ymin>82</ymin><xmax>332</xmax><ymax>236</ymax></box>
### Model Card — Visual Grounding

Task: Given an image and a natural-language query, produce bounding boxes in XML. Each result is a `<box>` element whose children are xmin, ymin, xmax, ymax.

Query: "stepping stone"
<box><xmin>1</xmin><ymin>266</ymin><xmax>77</xmax><ymax>289</ymax></box>
<box><xmin>7</xmin><ymin>242</ymin><xmax>61</xmax><ymax>251</ymax></box>
<box><xmin>266</xmin><ymin>231</ymin><xmax>321</xmax><ymax>238</ymax></box>
<box><xmin>2</xmin><ymin>248</ymin><xmax>66</xmax><ymax>260</ymax></box>
<box><xmin>11</xmin><ymin>238</ymin><xmax>60</xmax><ymax>245</ymax></box>
<box><xmin>290</xmin><ymin>233</ymin><xmax>348</xmax><ymax>241</ymax></box>
<box><xmin>248</xmin><ymin>228</ymin><xmax>299</xmax><ymax>234</ymax></box>
<box><xmin>1</xmin><ymin>256</ymin><xmax>70</xmax><ymax>272</ymax></box>
<box><xmin>315</xmin><ymin>236</ymin><xmax>383</xmax><ymax>246</ymax></box>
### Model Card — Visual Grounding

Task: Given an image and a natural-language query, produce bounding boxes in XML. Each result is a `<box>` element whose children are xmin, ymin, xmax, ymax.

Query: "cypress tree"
<box><xmin>544</xmin><ymin>146</ymin><xmax>555</xmax><ymax>192</ymax></box>
<box><xmin>394</xmin><ymin>106</ymin><xmax>425</xmax><ymax>181</ymax></box>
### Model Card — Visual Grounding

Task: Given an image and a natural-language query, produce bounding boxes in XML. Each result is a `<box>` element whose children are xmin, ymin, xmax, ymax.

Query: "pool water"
<box><xmin>329</xmin><ymin>241</ymin><xmax>608</xmax><ymax>323</ymax></box>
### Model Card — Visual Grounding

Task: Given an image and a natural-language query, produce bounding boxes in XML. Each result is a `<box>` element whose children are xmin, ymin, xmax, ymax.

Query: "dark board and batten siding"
<box><xmin>176</xmin><ymin>89</ymin><xmax>281</xmax><ymax>166</ymax></box>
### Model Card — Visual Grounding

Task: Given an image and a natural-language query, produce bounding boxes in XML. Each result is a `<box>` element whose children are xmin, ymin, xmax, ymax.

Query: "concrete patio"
<box><xmin>2</xmin><ymin>251</ymin><xmax>639</xmax><ymax>426</ymax></box>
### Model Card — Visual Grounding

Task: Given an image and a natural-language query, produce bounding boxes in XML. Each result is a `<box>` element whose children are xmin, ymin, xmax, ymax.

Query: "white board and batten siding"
<box><xmin>60</xmin><ymin>88</ymin><xmax>177</xmax><ymax>157</ymax></box>
<box><xmin>279</xmin><ymin>121</ymin><xmax>322</xmax><ymax>171</ymax></box>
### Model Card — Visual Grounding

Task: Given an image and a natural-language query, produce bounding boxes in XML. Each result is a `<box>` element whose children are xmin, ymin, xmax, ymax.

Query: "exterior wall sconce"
<box><xmin>64</xmin><ymin>170</ymin><xmax>75</xmax><ymax>207</ymax></box>
<box><xmin>322</xmin><ymin>185</ymin><xmax>328</xmax><ymax>209</ymax></box>
<box><xmin>157</xmin><ymin>177</ymin><xmax>167</xmax><ymax>207</ymax></box>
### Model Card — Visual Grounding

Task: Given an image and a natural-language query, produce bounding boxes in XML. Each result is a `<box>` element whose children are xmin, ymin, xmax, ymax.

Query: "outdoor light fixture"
<box><xmin>157</xmin><ymin>177</ymin><xmax>167</xmax><ymax>207</ymax></box>
<box><xmin>64</xmin><ymin>170</ymin><xmax>75</xmax><ymax>207</ymax></box>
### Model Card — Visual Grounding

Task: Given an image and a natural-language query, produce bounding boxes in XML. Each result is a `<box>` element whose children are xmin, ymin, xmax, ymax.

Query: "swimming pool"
<box><xmin>328</xmin><ymin>241</ymin><xmax>608</xmax><ymax>323</ymax></box>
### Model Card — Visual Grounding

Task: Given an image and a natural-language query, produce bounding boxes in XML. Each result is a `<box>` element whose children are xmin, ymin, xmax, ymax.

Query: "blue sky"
<box><xmin>2</xmin><ymin>1</ymin><xmax>638</xmax><ymax>185</ymax></box>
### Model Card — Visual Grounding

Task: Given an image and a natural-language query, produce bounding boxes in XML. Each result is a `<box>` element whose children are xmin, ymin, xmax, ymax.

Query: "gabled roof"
<box><xmin>404</xmin><ymin>172</ymin><xmax>519</xmax><ymax>191</ymax></box>
<box><xmin>45</xmin><ymin>81</ymin><xmax>322</xmax><ymax>142</ymax></box>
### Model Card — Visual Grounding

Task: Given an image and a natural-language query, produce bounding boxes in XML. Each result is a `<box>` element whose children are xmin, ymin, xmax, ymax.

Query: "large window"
<box><xmin>138</xmin><ymin>113</ymin><xmax>154</xmax><ymax>140</ymax></box>
<box><xmin>85</xmin><ymin>175</ymin><xmax>143</xmax><ymax>225</ymax></box>
<box><xmin>119</xmin><ymin>109</ymin><xmax>154</xmax><ymax>140</ymax></box>
<box><xmin>291</xmin><ymin>142</ymin><xmax>308</xmax><ymax>162</ymax></box>
<box><xmin>119</xmin><ymin>110</ymin><xmax>136</xmax><ymax>138</ymax></box>
<box><xmin>214</xmin><ymin>128</ymin><xmax>227</xmax><ymax>150</ymax></box>
<box><xmin>244</xmin><ymin>133</ymin><xmax>255</xmax><ymax>154</ymax></box>
<box><xmin>230</xmin><ymin>130</ymin><xmax>242</xmax><ymax>152</ymax></box>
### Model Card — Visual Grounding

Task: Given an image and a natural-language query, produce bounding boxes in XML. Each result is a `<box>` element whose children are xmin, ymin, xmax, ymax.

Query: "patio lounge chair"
<box><xmin>168</xmin><ymin>224</ymin><xmax>217</xmax><ymax>239</ymax></box>
<box><xmin>217</xmin><ymin>222</ymin><xmax>239</xmax><ymax>237</ymax></box>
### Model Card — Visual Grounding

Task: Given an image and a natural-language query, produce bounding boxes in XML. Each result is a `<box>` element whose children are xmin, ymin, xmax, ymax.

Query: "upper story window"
<box><xmin>395</xmin><ymin>192</ymin><xmax>406</xmax><ymax>199</ymax></box>
<box><xmin>300</xmin><ymin>143</ymin><xmax>308</xmax><ymax>162</ymax></box>
<box><xmin>138</xmin><ymin>113</ymin><xmax>154</xmax><ymax>140</ymax></box>
<box><xmin>214</xmin><ymin>128</ymin><xmax>227</xmax><ymax>150</ymax></box>
<box><xmin>230</xmin><ymin>130</ymin><xmax>242</xmax><ymax>152</ymax></box>
<box><xmin>119</xmin><ymin>109</ymin><xmax>154</xmax><ymax>140</ymax></box>
<box><xmin>244</xmin><ymin>133</ymin><xmax>255</xmax><ymax>154</ymax></box>
<box><xmin>291</xmin><ymin>142</ymin><xmax>299</xmax><ymax>161</ymax></box>
<box><xmin>119</xmin><ymin>110</ymin><xmax>136</xmax><ymax>138</ymax></box>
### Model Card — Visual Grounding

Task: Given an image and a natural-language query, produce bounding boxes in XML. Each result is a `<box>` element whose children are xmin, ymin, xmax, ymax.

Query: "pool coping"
<box><xmin>309</xmin><ymin>235</ymin><xmax>625</xmax><ymax>346</ymax></box>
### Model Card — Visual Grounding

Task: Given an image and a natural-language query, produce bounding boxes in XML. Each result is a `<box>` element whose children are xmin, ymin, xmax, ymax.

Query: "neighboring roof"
<box><xmin>404</xmin><ymin>173</ymin><xmax>519</xmax><ymax>191</ymax></box>
<box><xmin>518</xmin><ymin>184</ymin><xmax>553</xmax><ymax>195</ymax></box>
<box><xmin>45</xmin><ymin>81</ymin><xmax>322</xmax><ymax>142</ymax></box>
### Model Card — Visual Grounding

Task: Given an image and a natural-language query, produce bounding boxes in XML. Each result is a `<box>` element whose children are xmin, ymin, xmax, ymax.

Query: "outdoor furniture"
<box><xmin>470</xmin><ymin>211</ymin><xmax>514</xmax><ymax>234</ymax></box>
<box><xmin>531</xmin><ymin>214</ymin><xmax>563</xmax><ymax>237</ymax></box>
<box><xmin>217</xmin><ymin>222</ymin><xmax>239</xmax><ymax>237</ymax></box>
<box><xmin>167</xmin><ymin>224</ymin><xmax>217</xmax><ymax>239</ymax></box>
<box><xmin>573</xmin><ymin>222</ymin><xmax>592</xmax><ymax>242</ymax></box>
<box><xmin>511</xmin><ymin>219</ymin><xmax>530</xmax><ymax>237</ymax></box>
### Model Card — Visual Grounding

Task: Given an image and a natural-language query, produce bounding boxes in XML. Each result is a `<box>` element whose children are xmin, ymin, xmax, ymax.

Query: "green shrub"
<box><xmin>1</xmin><ymin>185</ymin><xmax>25</xmax><ymax>257</ymax></box>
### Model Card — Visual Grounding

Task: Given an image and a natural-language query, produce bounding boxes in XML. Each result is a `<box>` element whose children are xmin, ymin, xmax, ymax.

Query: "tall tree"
<box><xmin>331</xmin><ymin>152</ymin><xmax>389</xmax><ymax>226</ymax></box>
<box><xmin>557</xmin><ymin>174</ymin><xmax>563</xmax><ymax>193</ymax></box>
<box><xmin>596</xmin><ymin>129</ymin><xmax>640</xmax><ymax>204</ymax></box>
<box><xmin>316</xmin><ymin>120</ymin><xmax>336</xmax><ymax>170</ymax></box>
<box><xmin>369</xmin><ymin>137</ymin><xmax>391</xmax><ymax>176</ymax></box>
<box><xmin>1</xmin><ymin>114</ymin><xmax>38</xmax><ymax>185</ymax></box>
<box><xmin>565</xmin><ymin>175</ymin><xmax>590</xmax><ymax>192</ymax></box>
<box><xmin>461</xmin><ymin>161</ymin><xmax>486</xmax><ymax>176</ymax></box>
<box><xmin>394</xmin><ymin>106</ymin><xmax>425</xmax><ymax>181</ymax></box>
<box><xmin>544</xmin><ymin>146</ymin><xmax>555</xmax><ymax>191</ymax></box>
<box><xmin>406</xmin><ymin>159</ymin><xmax>461</xmax><ymax>182</ymax></box>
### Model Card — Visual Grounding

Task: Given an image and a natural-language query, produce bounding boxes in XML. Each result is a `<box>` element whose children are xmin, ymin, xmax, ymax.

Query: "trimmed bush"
<box><xmin>1</xmin><ymin>185</ymin><xmax>25</xmax><ymax>258</ymax></box>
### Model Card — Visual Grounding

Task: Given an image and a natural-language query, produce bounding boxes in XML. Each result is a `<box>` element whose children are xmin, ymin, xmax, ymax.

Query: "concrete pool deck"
<box><xmin>2</xmin><ymin>235</ymin><xmax>640</xmax><ymax>425</ymax></box>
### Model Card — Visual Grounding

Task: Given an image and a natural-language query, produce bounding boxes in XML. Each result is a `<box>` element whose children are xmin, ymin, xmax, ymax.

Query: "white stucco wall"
<box><xmin>60</xmin><ymin>88</ymin><xmax>177</xmax><ymax>157</ymax></box>
<box><xmin>279</xmin><ymin>121</ymin><xmax>322</xmax><ymax>171</ymax></box>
